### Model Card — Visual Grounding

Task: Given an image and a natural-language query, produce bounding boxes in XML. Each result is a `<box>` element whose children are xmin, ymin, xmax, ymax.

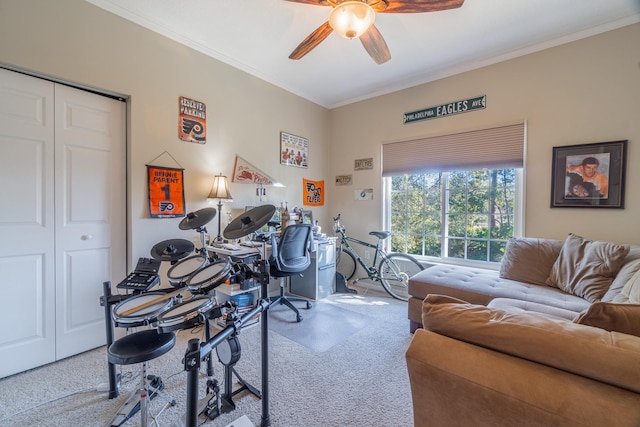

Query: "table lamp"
<box><xmin>208</xmin><ymin>173</ymin><xmax>232</xmax><ymax>242</ymax></box>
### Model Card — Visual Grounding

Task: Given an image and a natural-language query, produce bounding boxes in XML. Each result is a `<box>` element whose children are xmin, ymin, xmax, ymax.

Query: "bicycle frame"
<box><xmin>336</xmin><ymin>229</ymin><xmax>386</xmax><ymax>279</ymax></box>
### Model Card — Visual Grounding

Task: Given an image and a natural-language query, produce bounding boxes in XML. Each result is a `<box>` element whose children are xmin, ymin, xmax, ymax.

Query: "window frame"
<box><xmin>383</xmin><ymin>168</ymin><xmax>524</xmax><ymax>269</ymax></box>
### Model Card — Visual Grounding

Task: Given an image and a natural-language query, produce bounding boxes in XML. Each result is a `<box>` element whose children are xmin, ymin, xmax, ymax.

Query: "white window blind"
<box><xmin>382</xmin><ymin>123</ymin><xmax>525</xmax><ymax>177</ymax></box>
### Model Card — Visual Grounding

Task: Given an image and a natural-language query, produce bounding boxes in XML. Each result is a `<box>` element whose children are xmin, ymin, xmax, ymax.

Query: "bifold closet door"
<box><xmin>0</xmin><ymin>68</ymin><xmax>126</xmax><ymax>377</ymax></box>
<box><xmin>0</xmin><ymin>68</ymin><xmax>56</xmax><ymax>377</ymax></box>
<box><xmin>53</xmin><ymin>83</ymin><xmax>126</xmax><ymax>360</ymax></box>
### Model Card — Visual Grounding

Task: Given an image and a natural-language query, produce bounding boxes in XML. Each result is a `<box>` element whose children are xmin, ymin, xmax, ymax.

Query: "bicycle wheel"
<box><xmin>378</xmin><ymin>253</ymin><xmax>424</xmax><ymax>301</ymax></box>
<box><xmin>336</xmin><ymin>247</ymin><xmax>357</xmax><ymax>281</ymax></box>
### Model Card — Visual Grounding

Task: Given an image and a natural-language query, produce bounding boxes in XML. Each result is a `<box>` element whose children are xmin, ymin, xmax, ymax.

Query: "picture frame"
<box><xmin>551</xmin><ymin>140</ymin><xmax>627</xmax><ymax>208</ymax></box>
<box><xmin>280</xmin><ymin>131</ymin><xmax>309</xmax><ymax>168</ymax></box>
<box><xmin>301</xmin><ymin>210</ymin><xmax>313</xmax><ymax>225</ymax></box>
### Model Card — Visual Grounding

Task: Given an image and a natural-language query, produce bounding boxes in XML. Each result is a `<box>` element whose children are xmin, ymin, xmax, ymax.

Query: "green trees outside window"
<box><xmin>389</xmin><ymin>168</ymin><xmax>517</xmax><ymax>263</ymax></box>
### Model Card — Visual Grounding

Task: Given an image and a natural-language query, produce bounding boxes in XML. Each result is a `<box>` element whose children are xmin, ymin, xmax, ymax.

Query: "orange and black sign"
<box><xmin>147</xmin><ymin>165</ymin><xmax>185</xmax><ymax>218</ymax></box>
<box><xmin>303</xmin><ymin>178</ymin><xmax>324</xmax><ymax>206</ymax></box>
<box><xmin>179</xmin><ymin>96</ymin><xmax>206</xmax><ymax>144</ymax></box>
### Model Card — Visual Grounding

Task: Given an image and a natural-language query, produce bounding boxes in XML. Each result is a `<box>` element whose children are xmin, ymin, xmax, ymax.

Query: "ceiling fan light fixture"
<box><xmin>329</xmin><ymin>1</ymin><xmax>375</xmax><ymax>39</ymax></box>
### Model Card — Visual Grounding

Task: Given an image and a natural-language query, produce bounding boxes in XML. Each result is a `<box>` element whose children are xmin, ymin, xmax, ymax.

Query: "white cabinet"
<box><xmin>290</xmin><ymin>238</ymin><xmax>337</xmax><ymax>300</ymax></box>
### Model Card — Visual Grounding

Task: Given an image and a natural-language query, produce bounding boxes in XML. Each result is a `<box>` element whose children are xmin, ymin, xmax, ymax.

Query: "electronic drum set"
<box><xmin>101</xmin><ymin>204</ymin><xmax>278</xmax><ymax>427</ymax></box>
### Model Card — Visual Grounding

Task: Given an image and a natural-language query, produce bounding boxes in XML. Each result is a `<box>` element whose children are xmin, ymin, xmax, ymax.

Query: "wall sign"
<box><xmin>147</xmin><ymin>165</ymin><xmax>185</xmax><ymax>218</ymax></box>
<box><xmin>354</xmin><ymin>158</ymin><xmax>373</xmax><ymax>170</ymax></box>
<box><xmin>403</xmin><ymin>95</ymin><xmax>486</xmax><ymax>124</ymax></box>
<box><xmin>354</xmin><ymin>189</ymin><xmax>373</xmax><ymax>201</ymax></box>
<box><xmin>179</xmin><ymin>96</ymin><xmax>206</xmax><ymax>144</ymax></box>
<box><xmin>303</xmin><ymin>178</ymin><xmax>324</xmax><ymax>206</ymax></box>
<box><xmin>335</xmin><ymin>174</ymin><xmax>353</xmax><ymax>186</ymax></box>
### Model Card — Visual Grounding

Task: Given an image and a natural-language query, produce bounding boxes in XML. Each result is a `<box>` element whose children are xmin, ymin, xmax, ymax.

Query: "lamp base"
<box><xmin>216</xmin><ymin>200</ymin><xmax>224</xmax><ymax>243</ymax></box>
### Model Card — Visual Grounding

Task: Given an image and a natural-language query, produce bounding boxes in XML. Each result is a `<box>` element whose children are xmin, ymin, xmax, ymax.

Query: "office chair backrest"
<box><xmin>270</xmin><ymin>224</ymin><xmax>312</xmax><ymax>274</ymax></box>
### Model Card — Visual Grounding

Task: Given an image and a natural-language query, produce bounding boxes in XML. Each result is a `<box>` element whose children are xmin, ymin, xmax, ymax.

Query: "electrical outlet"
<box><xmin>364</xmin><ymin>250</ymin><xmax>370</xmax><ymax>261</ymax></box>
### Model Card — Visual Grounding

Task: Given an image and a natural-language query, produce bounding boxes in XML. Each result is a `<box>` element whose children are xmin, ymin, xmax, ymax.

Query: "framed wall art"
<box><xmin>551</xmin><ymin>140</ymin><xmax>627</xmax><ymax>208</ymax></box>
<box><xmin>280</xmin><ymin>131</ymin><xmax>308</xmax><ymax>168</ymax></box>
<box><xmin>301</xmin><ymin>210</ymin><xmax>313</xmax><ymax>225</ymax></box>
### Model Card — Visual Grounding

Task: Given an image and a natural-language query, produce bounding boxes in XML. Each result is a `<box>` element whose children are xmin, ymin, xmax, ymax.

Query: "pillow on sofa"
<box><xmin>621</xmin><ymin>268</ymin><xmax>640</xmax><ymax>304</ymax></box>
<box><xmin>602</xmin><ymin>246</ymin><xmax>640</xmax><ymax>302</ymax></box>
<box><xmin>546</xmin><ymin>233</ymin><xmax>630</xmax><ymax>302</ymax></box>
<box><xmin>421</xmin><ymin>294</ymin><xmax>640</xmax><ymax>394</ymax></box>
<box><xmin>575</xmin><ymin>301</ymin><xmax>640</xmax><ymax>337</ymax></box>
<box><xmin>499</xmin><ymin>237</ymin><xmax>563</xmax><ymax>285</ymax></box>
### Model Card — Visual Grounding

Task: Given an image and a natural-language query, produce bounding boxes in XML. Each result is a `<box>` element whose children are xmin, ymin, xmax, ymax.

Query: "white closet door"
<box><xmin>54</xmin><ymin>84</ymin><xmax>126</xmax><ymax>359</ymax></box>
<box><xmin>0</xmin><ymin>68</ymin><xmax>56</xmax><ymax>377</ymax></box>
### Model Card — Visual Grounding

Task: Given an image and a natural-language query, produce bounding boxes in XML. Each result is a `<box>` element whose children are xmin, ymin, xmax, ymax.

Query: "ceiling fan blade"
<box><xmin>360</xmin><ymin>24</ymin><xmax>391</xmax><ymax>64</ymax></box>
<box><xmin>383</xmin><ymin>0</ymin><xmax>464</xmax><ymax>13</ymax></box>
<box><xmin>289</xmin><ymin>21</ymin><xmax>334</xmax><ymax>60</ymax></box>
<box><xmin>285</xmin><ymin>0</ymin><xmax>328</xmax><ymax>4</ymax></box>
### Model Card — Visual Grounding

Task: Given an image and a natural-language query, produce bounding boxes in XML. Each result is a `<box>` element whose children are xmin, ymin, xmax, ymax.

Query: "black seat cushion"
<box><xmin>108</xmin><ymin>329</ymin><xmax>176</xmax><ymax>365</ymax></box>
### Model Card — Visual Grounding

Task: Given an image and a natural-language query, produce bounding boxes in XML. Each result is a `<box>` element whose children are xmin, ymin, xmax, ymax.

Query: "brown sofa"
<box><xmin>405</xmin><ymin>234</ymin><xmax>640</xmax><ymax>426</ymax></box>
<box><xmin>408</xmin><ymin>234</ymin><xmax>640</xmax><ymax>332</ymax></box>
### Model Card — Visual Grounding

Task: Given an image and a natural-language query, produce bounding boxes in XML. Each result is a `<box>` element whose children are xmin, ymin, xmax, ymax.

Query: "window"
<box><xmin>387</xmin><ymin>168</ymin><xmax>521</xmax><ymax>265</ymax></box>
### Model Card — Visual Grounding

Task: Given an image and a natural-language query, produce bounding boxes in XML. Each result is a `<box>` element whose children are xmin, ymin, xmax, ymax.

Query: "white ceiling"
<box><xmin>86</xmin><ymin>0</ymin><xmax>640</xmax><ymax>109</ymax></box>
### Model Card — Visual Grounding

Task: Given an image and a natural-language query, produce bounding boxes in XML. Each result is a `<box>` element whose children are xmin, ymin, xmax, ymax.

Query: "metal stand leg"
<box><xmin>140</xmin><ymin>363</ymin><xmax>149</xmax><ymax>427</ymax></box>
<box><xmin>100</xmin><ymin>281</ymin><xmax>122</xmax><ymax>399</ymax></box>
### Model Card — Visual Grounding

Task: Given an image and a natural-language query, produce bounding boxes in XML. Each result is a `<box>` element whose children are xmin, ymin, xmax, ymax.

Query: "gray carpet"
<box><xmin>0</xmin><ymin>287</ymin><xmax>414</xmax><ymax>426</ymax></box>
<box><xmin>268</xmin><ymin>301</ymin><xmax>373</xmax><ymax>353</ymax></box>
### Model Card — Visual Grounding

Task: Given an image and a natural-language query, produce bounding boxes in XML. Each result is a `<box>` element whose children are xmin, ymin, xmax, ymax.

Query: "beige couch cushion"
<box><xmin>422</xmin><ymin>294</ymin><xmax>640</xmax><ymax>393</ymax></box>
<box><xmin>546</xmin><ymin>233</ymin><xmax>630</xmax><ymax>302</ymax></box>
<box><xmin>487</xmin><ymin>297</ymin><xmax>579</xmax><ymax>321</ymax></box>
<box><xmin>575</xmin><ymin>301</ymin><xmax>640</xmax><ymax>337</ymax></box>
<box><xmin>499</xmin><ymin>237</ymin><xmax>563</xmax><ymax>286</ymax></box>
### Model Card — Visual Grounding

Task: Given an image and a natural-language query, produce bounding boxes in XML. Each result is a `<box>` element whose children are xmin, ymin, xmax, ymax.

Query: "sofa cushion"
<box><xmin>409</xmin><ymin>265</ymin><xmax>590</xmax><ymax>313</ymax></box>
<box><xmin>499</xmin><ymin>237</ymin><xmax>563</xmax><ymax>286</ymax></box>
<box><xmin>487</xmin><ymin>297</ymin><xmax>579</xmax><ymax>321</ymax></box>
<box><xmin>546</xmin><ymin>233</ymin><xmax>630</xmax><ymax>302</ymax></box>
<box><xmin>421</xmin><ymin>294</ymin><xmax>640</xmax><ymax>394</ymax></box>
<box><xmin>575</xmin><ymin>301</ymin><xmax>640</xmax><ymax>337</ymax></box>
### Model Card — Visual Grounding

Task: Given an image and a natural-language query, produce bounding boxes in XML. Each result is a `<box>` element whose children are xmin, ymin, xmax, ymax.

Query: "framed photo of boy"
<box><xmin>551</xmin><ymin>140</ymin><xmax>627</xmax><ymax>208</ymax></box>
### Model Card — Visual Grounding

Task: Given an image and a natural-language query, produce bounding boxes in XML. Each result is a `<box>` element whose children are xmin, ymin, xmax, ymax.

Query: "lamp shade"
<box><xmin>208</xmin><ymin>174</ymin><xmax>232</xmax><ymax>200</ymax></box>
<box><xmin>329</xmin><ymin>1</ymin><xmax>375</xmax><ymax>39</ymax></box>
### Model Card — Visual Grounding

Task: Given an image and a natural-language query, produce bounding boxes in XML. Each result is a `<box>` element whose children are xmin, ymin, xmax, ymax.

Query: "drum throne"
<box><xmin>106</xmin><ymin>329</ymin><xmax>176</xmax><ymax>427</ymax></box>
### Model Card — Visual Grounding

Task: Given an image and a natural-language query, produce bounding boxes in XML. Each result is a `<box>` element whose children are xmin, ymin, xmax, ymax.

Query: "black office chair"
<box><xmin>269</xmin><ymin>223</ymin><xmax>313</xmax><ymax>322</ymax></box>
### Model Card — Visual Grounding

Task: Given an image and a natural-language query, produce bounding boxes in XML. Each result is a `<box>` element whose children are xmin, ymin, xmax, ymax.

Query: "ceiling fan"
<box><xmin>287</xmin><ymin>0</ymin><xmax>465</xmax><ymax>64</ymax></box>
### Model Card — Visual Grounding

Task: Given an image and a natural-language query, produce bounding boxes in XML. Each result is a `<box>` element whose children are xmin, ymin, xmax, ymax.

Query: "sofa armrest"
<box><xmin>406</xmin><ymin>329</ymin><xmax>640</xmax><ymax>427</ymax></box>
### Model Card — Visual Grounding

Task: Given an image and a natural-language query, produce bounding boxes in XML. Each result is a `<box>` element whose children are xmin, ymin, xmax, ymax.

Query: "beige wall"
<box><xmin>1</xmin><ymin>0</ymin><xmax>639</xmax><ymax>268</ymax></box>
<box><xmin>329</xmin><ymin>23</ymin><xmax>640</xmax><ymax>245</ymax></box>
<box><xmin>0</xmin><ymin>0</ymin><xmax>330</xmax><ymax>267</ymax></box>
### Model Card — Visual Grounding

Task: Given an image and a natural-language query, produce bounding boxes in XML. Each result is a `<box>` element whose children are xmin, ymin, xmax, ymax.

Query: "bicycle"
<box><xmin>333</xmin><ymin>214</ymin><xmax>424</xmax><ymax>301</ymax></box>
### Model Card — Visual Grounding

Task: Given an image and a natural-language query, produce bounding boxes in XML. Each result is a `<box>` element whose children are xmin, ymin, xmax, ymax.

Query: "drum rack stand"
<box><xmin>194</xmin><ymin>316</ymin><xmax>261</xmax><ymax>422</ymax></box>
<box><xmin>183</xmin><ymin>257</ymin><xmax>273</xmax><ymax>427</ymax></box>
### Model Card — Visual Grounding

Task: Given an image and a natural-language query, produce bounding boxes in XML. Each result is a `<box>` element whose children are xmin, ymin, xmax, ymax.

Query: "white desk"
<box><xmin>206</xmin><ymin>243</ymin><xmax>271</xmax><ymax>259</ymax></box>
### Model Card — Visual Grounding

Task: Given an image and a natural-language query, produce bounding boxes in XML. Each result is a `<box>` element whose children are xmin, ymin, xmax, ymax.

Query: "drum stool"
<box><xmin>107</xmin><ymin>329</ymin><xmax>176</xmax><ymax>427</ymax></box>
